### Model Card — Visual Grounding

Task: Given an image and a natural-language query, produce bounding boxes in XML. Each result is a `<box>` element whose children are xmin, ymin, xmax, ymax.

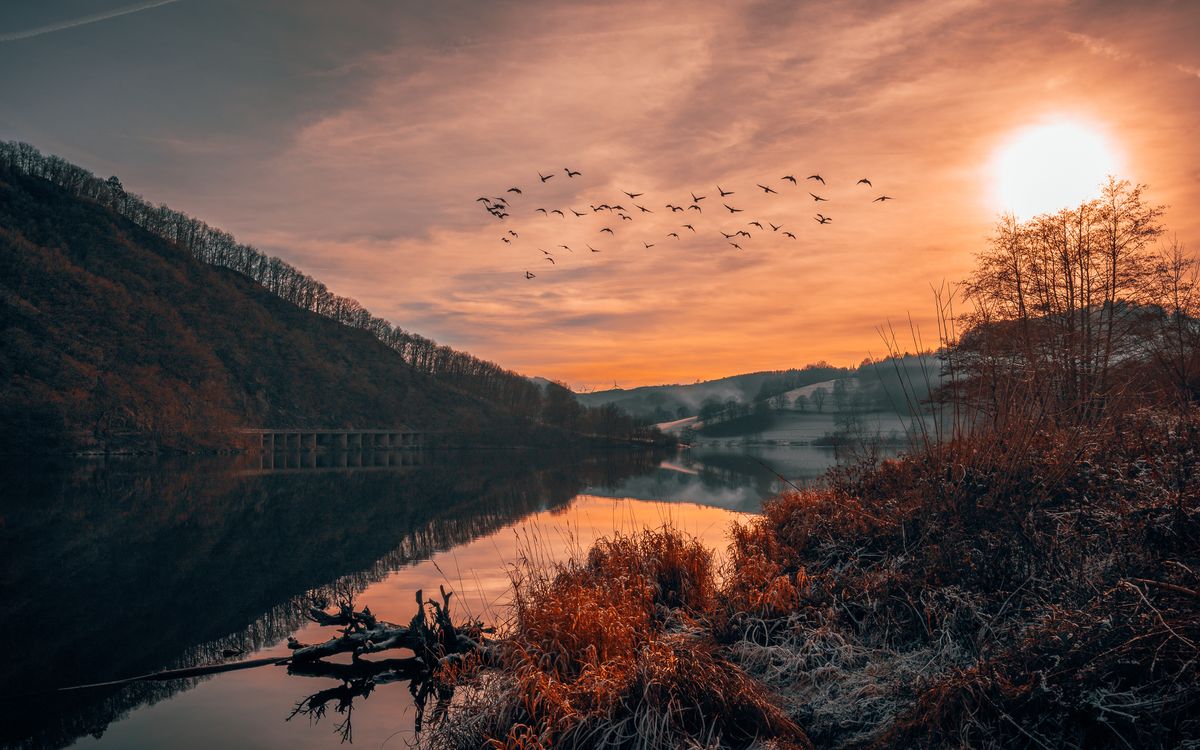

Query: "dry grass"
<box><xmin>423</xmin><ymin>411</ymin><xmax>1199</xmax><ymax>749</ymax></box>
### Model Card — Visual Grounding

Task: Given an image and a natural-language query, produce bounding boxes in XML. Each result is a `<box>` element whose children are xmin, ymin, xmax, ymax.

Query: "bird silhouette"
<box><xmin>783</xmin><ymin>231</ymin><xmax>797</xmax><ymax>239</ymax></box>
<box><xmin>565</xmin><ymin>168</ymin><xmax>581</xmax><ymax>177</ymax></box>
<box><xmin>525</xmin><ymin>271</ymin><xmax>536</xmax><ymax>279</ymax></box>
<box><xmin>757</xmin><ymin>184</ymin><xmax>778</xmax><ymax>194</ymax></box>
<box><xmin>667</xmin><ymin>232</ymin><xmax>679</xmax><ymax>238</ymax></box>
<box><xmin>857</xmin><ymin>178</ymin><xmax>872</xmax><ymax>187</ymax></box>
<box><xmin>539</xmin><ymin>171</ymin><xmax>554</xmax><ymax>182</ymax></box>
<box><xmin>749</xmin><ymin>221</ymin><xmax>764</xmax><ymax>230</ymax></box>
<box><xmin>809</xmin><ymin>193</ymin><xmax>828</xmax><ymax>202</ymax></box>
<box><xmin>492</xmin><ymin>196</ymin><xmax>509</xmax><ymax>206</ymax></box>
<box><xmin>736</xmin><ymin>230</ymin><xmax>751</xmax><ymax>238</ymax></box>
<box><xmin>718</xmin><ymin>185</ymin><xmax>734</xmax><ymax>197</ymax></box>
<box><xmin>508</xmin><ymin>230</ymin><xmax>518</xmax><ymax>236</ymax></box>
<box><xmin>545</xmin><ymin>256</ymin><xmax>556</xmax><ymax>263</ymax></box>
<box><xmin>619</xmin><ymin>213</ymin><xmax>633</xmax><ymax>221</ymax></box>
<box><xmin>691</xmin><ymin>191</ymin><xmax>706</xmax><ymax>203</ymax></box>
<box><xmin>601</xmin><ymin>227</ymin><xmax>614</xmax><ymax>234</ymax></box>
<box><xmin>729</xmin><ymin>242</ymin><xmax>743</xmax><ymax>250</ymax></box>
<box><xmin>508</xmin><ymin>187</ymin><xmax>523</xmax><ymax>194</ymax></box>
<box><xmin>782</xmin><ymin>175</ymin><xmax>797</xmax><ymax>184</ymax></box>
<box><xmin>815</xmin><ymin>214</ymin><xmax>832</xmax><ymax>224</ymax></box>
<box><xmin>644</xmin><ymin>242</ymin><xmax>655</xmax><ymax>249</ymax></box>
<box><xmin>721</xmin><ymin>231</ymin><xmax>735</xmax><ymax>239</ymax></box>
<box><xmin>623</xmin><ymin>190</ymin><xmax>643</xmax><ymax>199</ymax></box>
<box><xmin>770</xmin><ymin>223</ymin><xmax>781</xmax><ymax>232</ymax></box>
<box><xmin>725</xmin><ymin>204</ymin><xmax>743</xmax><ymax>213</ymax></box>
<box><xmin>873</xmin><ymin>195</ymin><xmax>894</xmax><ymax>202</ymax></box>
<box><xmin>588</xmin><ymin>244</ymin><xmax>600</xmax><ymax>252</ymax></box>
<box><xmin>687</xmin><ymin>204</ymin><xmax>702</xmax><ymax>212</ymax></box>
<box><xmin>635</xmin><ymin>203</ymin><xmax>652</xmax><ymax>213</ymax></box>
<box><xmin>682</xmin><ymin>224</ymin><xmax>696</xmax><ymax>232</ymax></box>
<box><xmin>501</xmin><ymin>237</ymin><xmax>510</xmax><ymax>244</ymax></box>
<box><xmin>540</xmin><ymin>248</ymin><xmax>553</xmax><ymax>255</ymax></box>
<box><xmin>476</xmin><ymin>197</ymin><xmax>490</xmax><ymax>203</ymax></box>
<box><xmin>551</xmin><ymin>209</ymin><xmax>565</xmax><ymax>217</ymax></box>
<box><xmin>559</xmin><ymin>244</ymin><xmax>572</xmax><ymax>251</ymax></box>
<box><xmin>807</xmin><ymin>174</ymin><xmax>825</xmax><ymax>184</ymax></box>
<box><xmin>571</xmin><ymin>209</ymin><xmax>586</xmax><ymax>217</ymax></box>
<box><xmin>667</xmin><ymin>204</ymin><xmax>684</xmax><ymax>212</ymax></box>
<box><xmin>536</xmin><ymin>208</ymin><xmax>548</xmax><ymax>214</ymax></box>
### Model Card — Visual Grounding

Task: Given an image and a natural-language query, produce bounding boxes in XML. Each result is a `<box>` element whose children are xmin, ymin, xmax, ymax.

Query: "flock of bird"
<box><xmin>473</xmin><ymin>167</ymin><xmax>894</xmax><ymax>279</ymax></box>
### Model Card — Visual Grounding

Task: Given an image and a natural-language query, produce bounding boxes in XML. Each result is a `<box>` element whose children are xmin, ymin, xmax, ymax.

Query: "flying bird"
<box><xmin>687</xmin><ymin>204</ymin><xmax>702</xmax><ymax>212</ymax></box>
<box><xmin>508</xmin><ymin>230</ymin><xmax>518</xmax><ymax>236</ymax></box>
<box><xmin>635</xmin><ymin>203</ymin><xmax>652</xmax><ymax>213</ymax></box>
<box><xmin>540</xmin><ymin>248</ymin><xmax>553</xmax><ymax>255</ymax></box>
<box><xmin>536</xmin><ymin>208</ymin><xmax>548</xmax><ymax>214</ymax></box>
<box><xmin>501</xmin><ymin>237</ymin><xmax>510</xmax><ymax>244</ymax></box>
<box><xmin>809</xmin><ymin>193</ymin><xmax>828</xmax><ymax>202</ymax></box>
<box><xmin>749</xmin><ymin>221</ymin><xmax>764</xmax><ymax>230</ymax></box>
<box><xmin>666</xmin><ymin>204</ymin><xmax>683</xmax><ymax>212</ymax></box>
<box><xmin>736</xmin><ymin>230</ymin><xmax>751</xmax><ymax>238</ymax></box>
<box><xmin>588</xmin><ymin>244</ymin><xmax>600</xmax><ymax>253</ymax></box>
<box><xmin>539</xmin><ymin>171</ymin><xmax>554</xmax><ymax>183</ymax></box>
<box><xmin>721</xmin><ymin>231</ymin><xmax>735</xmax><ymax>239</ymax></box>
<box><xmin>619</xmin><ymin>213</ymin><xmax>633</xmax><ymax>221</ymax></box>
<box><xmin>783</xmin><ymin>231</ymin><xmax>797</xmax><ymax>239</ymax></box>
<box><xmin>782</xmin><ymin>175</ymin><xmax>797</xmax><ymax>184</ymax></box>
<box><xmin>873</xmin><ymin>195</ymin><xmax>894</xmax><ymax>202</ymax></box>
<box><xmin>815</xmin><ymin>214</ymin><xmax>832</xmax><ymax>224</ymax></box>
<box><xmin>551</xmin><ymin>209</ymin><xmax>565</xmax><ymax>216</ymax></box>
<box><xmin>857</xmin><ymin>178</ymin><xmax>872</xmax><ymax>187</ymax></box>
<box><xmin>717</xmin><ymin>185</ymin><xmax>734</xmax><ymax>197</ymax></box>
<box><xmin>564</xmin><ymin>168</ymin><xmax>581</xmax><ymax>177</ymax></box>
<box><xmin>492</xmin><ymin>196</ymin><xmax>508</xmax><ymax>206</ymax></box>
<box><xmin>757</xmin><ymin>184</ymin><xmax>778</xmax><ymax>194</ymax></box>
<box><xmin>545</xmin><ymin>256</ymin><xmax>556</xmax><ymax>263</ymax></box>
<box><xmin>475</xmin><ymin>197</ymin><xmax>490</xmax><ymax>203</ymax></box>
<box><xmin>601</xmin><ymin>227</ymin><xmax>615</xmax><ymax>234</ymax></box>
<box><xmin>507</xmin><ymin>187</ymin><xmax>523</xmax><ymax>194</ymax></box>
<box><xmin>770</xmin><ymin>223</ymin><xmax>781</xmax><ymax>232</ymax></box>
<box><xmin>559</xmin><ymin>244</ymin><xmax>572</xmax><ymax>251</ymax></box>
<box><xmin>691</xmin><ymin>191</ymin><xmax>706</xmax><ymax>203</ymax></box>
<box><xmin>724</xmin><ymin>204</ymin><xmax>743</xmax><ymax>213</ymax></box>
<box><xmin>729</xmin><ymin>242</ymin><xmax>743</xmax><ymax>250</ymax></box>
<box><xmin>623</xmin><ymin>190</ymin><xmax>643</xmax><ymax>199</ymax></box>
<box><xmin>571</xmin><ymin>209</ymin><xmax>586</xmax><ymax>217</ymax></box>
<box><xmin>525</xmin><ymin>271</ymin><xmax>536</xmax><ymax>279</ymax></box>
<box><xmin>667</xmin><ymin>232</ymin><xmax>679</xmax><ymax>238</ymax></box>
<box><xmin>644</xmin><ymin>242</ymin><xmax>655</xmax><ymax>249</ymax></box>
<box><xmin>682</xmin><ymin>224</ymin><xmax>695</xmax><ymax>232</ymax></box>
<box><xmin>807</xmin><ymin>174</ymin><xmax>825</xmax><ymax>185</ymax></box>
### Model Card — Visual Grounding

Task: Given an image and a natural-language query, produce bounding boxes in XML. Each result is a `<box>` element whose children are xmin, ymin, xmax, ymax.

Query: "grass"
<box><xmin>422</xmin><ymin>408</ymin><xmax>1199</xmax><ymax>749</ymax></box>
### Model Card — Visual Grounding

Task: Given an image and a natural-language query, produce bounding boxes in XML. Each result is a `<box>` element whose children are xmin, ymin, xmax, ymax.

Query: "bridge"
<box><xmin>241</xmin><ymin>427</ymin><xmax>425</xmax><ymax>452</ymax></box>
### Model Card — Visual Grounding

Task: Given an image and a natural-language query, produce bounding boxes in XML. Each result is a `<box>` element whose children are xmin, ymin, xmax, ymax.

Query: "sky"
<box><xmin>2</xmin><ymin>0</ymin><xmax>1199</xmax><ymax>389</ymax></box>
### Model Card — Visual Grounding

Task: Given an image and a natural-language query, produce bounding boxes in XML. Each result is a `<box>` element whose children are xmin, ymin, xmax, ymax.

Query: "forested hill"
<box><xmin>0</xmin><ymin>148</ymin><xmax>656</xmax><ymax>452</ymax></box>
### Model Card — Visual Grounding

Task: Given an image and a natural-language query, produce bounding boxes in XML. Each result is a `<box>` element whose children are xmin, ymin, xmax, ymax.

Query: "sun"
<box><xmin>992</xmin><ymin>119</ymin><xmax>1121</xmax><ymax>219</ymax></box>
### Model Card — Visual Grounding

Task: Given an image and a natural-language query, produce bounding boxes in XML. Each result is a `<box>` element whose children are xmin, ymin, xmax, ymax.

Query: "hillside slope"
<box><xmin>0</xmin><ymin>165</ymin><xmax>507</xmax><ymax>452</ymax></box>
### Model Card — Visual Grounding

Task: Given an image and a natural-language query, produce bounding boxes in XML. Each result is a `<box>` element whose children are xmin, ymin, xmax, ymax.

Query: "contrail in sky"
<box><xmin>0</xmin><ymin>0</ymin><xmax>183</xmax><ymax>43</ymax></box>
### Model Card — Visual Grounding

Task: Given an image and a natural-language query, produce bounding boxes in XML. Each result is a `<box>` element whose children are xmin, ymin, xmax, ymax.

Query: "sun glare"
<box><xmin>992</xmin><ymin>119</ymin><xmax>1120</xmax><ymax>219</ymax></box>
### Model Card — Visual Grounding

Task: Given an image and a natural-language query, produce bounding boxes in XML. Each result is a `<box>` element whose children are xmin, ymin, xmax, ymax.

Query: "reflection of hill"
<box><xmin>0</xmin><ymin>449</ymin><xmax>664</xmax><ymax>749</ymax></box>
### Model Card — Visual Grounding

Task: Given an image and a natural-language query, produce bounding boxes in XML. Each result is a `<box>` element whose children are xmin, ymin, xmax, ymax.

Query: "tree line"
<box><xmin>0</xmin><ymin>141</ymin><xmax>662</xmax><ymax>439</ymax></box>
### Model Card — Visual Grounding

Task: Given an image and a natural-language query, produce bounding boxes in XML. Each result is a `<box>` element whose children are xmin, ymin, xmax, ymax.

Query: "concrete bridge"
<box><xmin>241</xmin><ymin>427</ymin><xmax>425</xmax><ymax>452</ymax></box>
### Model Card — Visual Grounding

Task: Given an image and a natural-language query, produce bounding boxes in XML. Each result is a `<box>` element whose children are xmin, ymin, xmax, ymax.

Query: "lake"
<box><xmin>0</xmin><ymin>444</ymin><xmax>843</xmax><ymax>749</ymax></box>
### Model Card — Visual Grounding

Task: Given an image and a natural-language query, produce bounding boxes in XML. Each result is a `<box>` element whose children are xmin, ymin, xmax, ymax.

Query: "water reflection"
<box><xmin>0</xmin><ymin>445</ymin><xmax>831</xmax><ymax>749</ymax></box>
<box><xmin>0</xmin><ymin>449</ymin><xmax>667</xmax><ymax>749</ymax></box>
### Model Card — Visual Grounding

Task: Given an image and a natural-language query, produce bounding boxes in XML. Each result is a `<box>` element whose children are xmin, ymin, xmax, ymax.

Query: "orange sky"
<box><xmin>3</xmin><ymin>1</ymin><xmax>1198</xmax><ymax>389</ymax></box>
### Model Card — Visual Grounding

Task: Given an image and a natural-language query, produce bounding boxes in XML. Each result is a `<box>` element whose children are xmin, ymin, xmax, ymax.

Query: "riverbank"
<box><xmin>424</xmin><ymin>408</ymin><xmax>1200</xmax><ymax>749</ymax></box>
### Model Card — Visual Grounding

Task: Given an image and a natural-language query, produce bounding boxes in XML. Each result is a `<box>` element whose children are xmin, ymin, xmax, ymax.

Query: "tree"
<box><xmin>793</xmin><ymin>394</ymin><xmax>809</xmax><ymax>412</ymax></box>
<box><xmin>811</xmin><ymin>387</ymin><xmax>828</xmax><ymax>413</ymax></box>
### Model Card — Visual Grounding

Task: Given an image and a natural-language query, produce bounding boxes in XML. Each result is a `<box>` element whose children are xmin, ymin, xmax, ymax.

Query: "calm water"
<box><xmin>0</xmin><ymin>445</ymin><xmax>840</xmax><ymax>749</ymax></box>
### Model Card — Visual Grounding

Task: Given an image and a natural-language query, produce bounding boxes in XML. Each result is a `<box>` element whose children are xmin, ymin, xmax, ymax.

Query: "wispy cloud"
<box><xmin>0</xmin><ymin>0</ymin><xmax>182</xmax><ymax>43</ymax></box>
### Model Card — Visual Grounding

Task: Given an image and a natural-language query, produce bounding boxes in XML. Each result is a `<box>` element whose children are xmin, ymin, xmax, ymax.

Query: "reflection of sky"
<box><xmin>71</xmin><ymin>496</ymin><xmax>745</xmax><ymax>750</ymax></box>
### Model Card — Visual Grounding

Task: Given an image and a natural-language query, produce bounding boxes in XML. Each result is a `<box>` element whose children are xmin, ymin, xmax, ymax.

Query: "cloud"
<box><xmin>0</xmin><ymin>0</ymin><xmax>183</xmax><ymax>43</ymax></box>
